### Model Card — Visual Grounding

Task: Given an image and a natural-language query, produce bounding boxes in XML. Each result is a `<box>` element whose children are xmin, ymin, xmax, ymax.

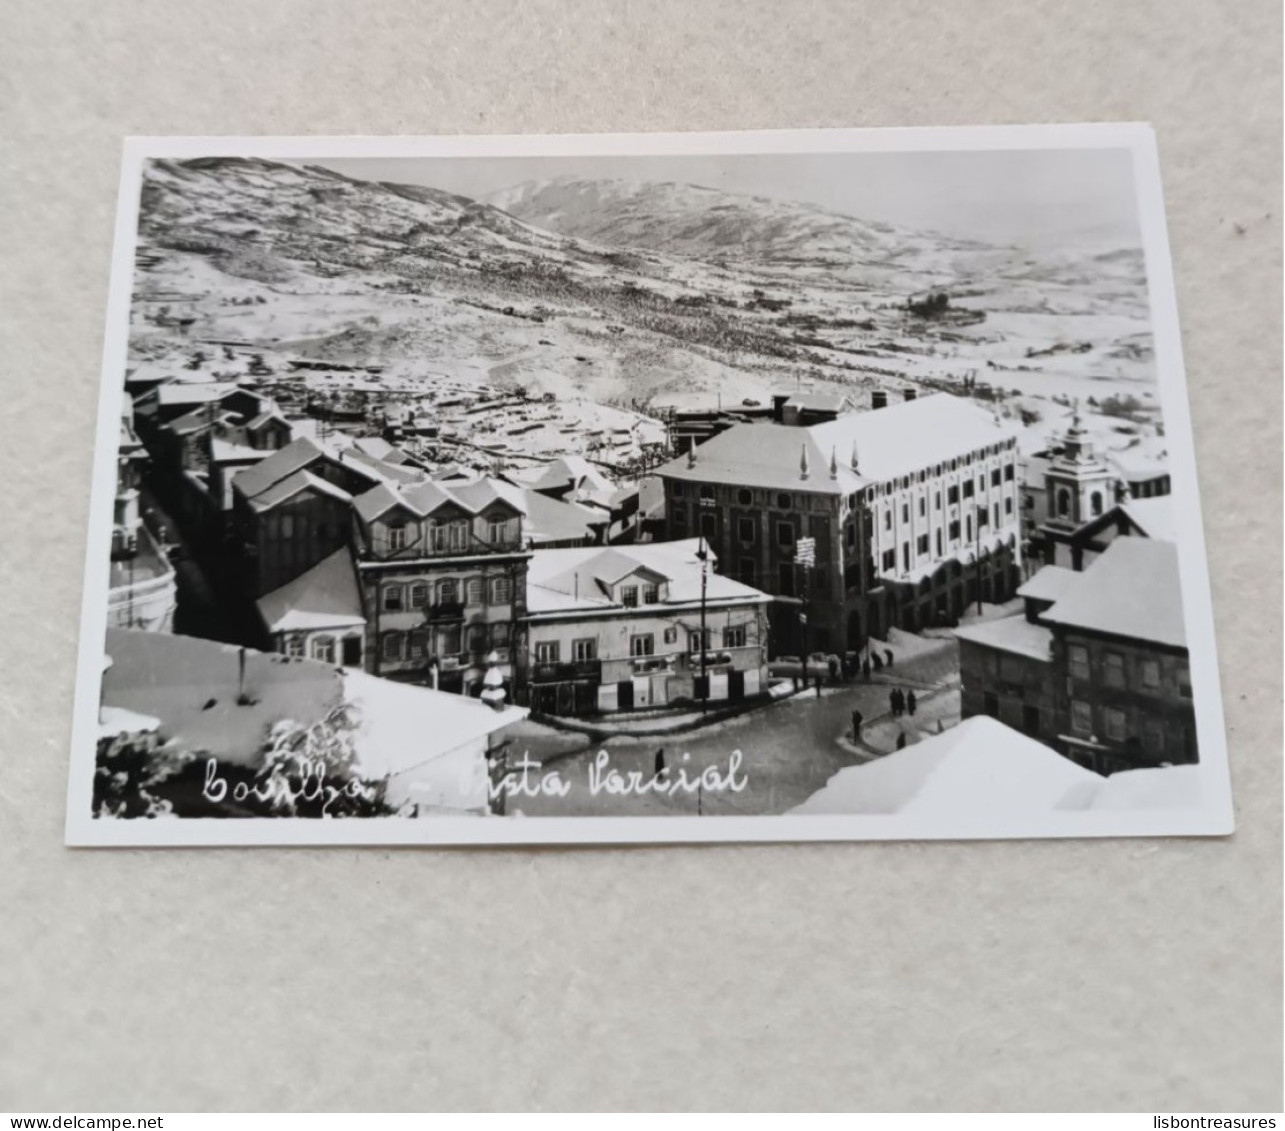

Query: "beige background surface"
<box><xmin>1</xmin><ymin>0</ymin><xmax>1280</xmax><ymax>1113</ymax></box>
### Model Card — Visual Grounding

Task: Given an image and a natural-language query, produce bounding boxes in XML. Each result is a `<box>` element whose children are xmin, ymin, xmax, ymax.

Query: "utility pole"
<box><xmin>697</xmin><ymin>534</ymin><xmax>708</xmax><ymax>714</ymax></box>
<box><xmin>975</xmin><ymin>504</ymin><xmax>984</xmax><ymax>615</ymax></box>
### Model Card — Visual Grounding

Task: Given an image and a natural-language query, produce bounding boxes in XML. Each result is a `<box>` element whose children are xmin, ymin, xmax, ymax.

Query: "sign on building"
<box><xmin>795</xmin><ymin>536</ymin><xmax>816</xmax><ymax>567</ymax></box>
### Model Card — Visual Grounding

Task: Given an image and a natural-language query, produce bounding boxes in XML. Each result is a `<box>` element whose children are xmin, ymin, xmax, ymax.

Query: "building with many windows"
<box><xmin>350</xmin><ymin>476</ymin><xmax>531</xmax><ymax>697</ymax></box>
<box><xmin>957</xmin><ymin>537</ymin><xmax>1194</xmax><ymax>775</ymax></box>
<box><xmin>655</xmin><ymin>392</ymin><xmax>1022</xmax><ymax>657</ymax></box>
<box><xmin>523</xmin><ymin>539</ymin><xmax>772</xmax><ymax>716</ymax></box>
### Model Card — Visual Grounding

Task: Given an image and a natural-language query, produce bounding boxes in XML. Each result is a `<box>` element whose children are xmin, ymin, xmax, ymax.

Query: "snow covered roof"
<box><xmin>658</xmin><ymin>394</ymin><xmax>1019</xmax><ymax>494</ymax></box>
<box><xmin>341</xmin><ymin>668</ymin><xmax>527</xmax><ymax>780</ymax></box>
<box><xmin>953</xmin><ymin>614</ymin><xmax>1053</xmax><ymax>662</ymax></box>
<box><xmin>1119</xmin><ymin>496</ymin><xmax>1176</xmax><ymax>543</ymax></box>
<box><xmin>256</xmin><ymin>548</ymin><xmax>365</xmax><ymax>634</ymax></box>
<box><xmin>785</xmin><ymin>392</ymin><xmax>853</xmax><ymax>412</ymax></box>
<box><xmin>98</xmin><ymin>704</ymin><xmax>161</xmax><ymax>741</ymax></box>
<box><xmin>1017</xmin><ymin>565</ymin><xmax>1080</xmax><ymax>605</ymax></box>
<box><xmin>209</xmin><ymin>436</ymin><xmax>271</xmax><ymax>464</ymax></box>
<box><xmin>527</xmin><ymin>538</ymin><xmax>769</xmax><ymax>615</ymax></box>
<box><xmin>1042</xmin><ymin>538</ymin><xmax>1186</xmax><ymax>649</ymax></box>
<box><xmin>353</xmin><ymin>475</ymin><xmax>527</xmax><ymax>524</ymax></box>
<box><xmin>790</xmin><ymin>715</ymin><xmax>1100</xmax><ymax>817</ymax></box>
<box><xmin>1057</xmin><ymin>764</ymin><xmax>1201</xmax><ymax>811</ymax></box>
<box><xmin>522</xmin><ymin>491</ymin><xmax>605</xmax><ymax>545</ymax></box>
<box><xmin>247</xmin><ymin>468</ymin><xmax>354</xmax><ymax>513</ymax></box>
<box><xmin>232</xmin><ymin>436</ymin><xmax>326</xmax><ymax>499</ymax></box>
<box><xmin>529</xmin><ymin>455</ymin><xmax>615</xmax><ymax>496</ymax></box>
<box><xmin>156</xmin><ymin>380</ymin><xmax>239</xmax><ymax>406</ymax></box>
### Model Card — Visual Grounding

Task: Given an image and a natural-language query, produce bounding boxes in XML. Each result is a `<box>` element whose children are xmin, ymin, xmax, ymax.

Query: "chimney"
<box><xmin>904</xmin><ymin>389</ymin><xmax>917</xmax><ymax>402</ymax></box>
<box><xmin>850</xmin><ymin>440</ymin><xmax>860</xmax><ymax>472</ymax></box>
<box><xmin>829</xmin><ymin>447</ymin><xmax>838</xmax><ymax>480</ymax></box>
<box><xmin>871</xmin><ymin>390</ymin><xmax>888</xmax><ymax>410</ymax></box>
<box><xmin>686</xmin><ymin>444</ymin><xmax>696</xmax><ymax>468</ymax></box>
<box><xmin>799</xmin><ymin>443</ymin><xmax>810</xmax><ymax>481</ymax></box>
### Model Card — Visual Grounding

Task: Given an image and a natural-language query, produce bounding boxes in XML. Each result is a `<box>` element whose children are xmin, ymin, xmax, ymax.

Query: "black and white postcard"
<box><xmin>67</xmin><ymin>125</ymin><xmax>1234</xmax><ymax>845</ymax></box>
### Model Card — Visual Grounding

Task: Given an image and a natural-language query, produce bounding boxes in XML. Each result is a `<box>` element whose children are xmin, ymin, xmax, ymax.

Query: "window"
<box><xmin>1057</xmin><ymin>488</ymin><xmax>1070</xmax><ymax>517</ymax></box>
<box><xmin>918</xmin><ymin>496</ymin><xmax>926</xmax><ymax>517</ymax></box>
<box><xmin>948</xmin><ymin>519</ymin><xmax>960</xmax><ymax>541</ymax></box>
<box><xmin>1004</xmin><ymin>464</ymin><xmax>1015</xmax><ymax>482</ymax></box>
<box><xmin>285</xmin><ymin>635</ymin><xmax>306</xmax><ymax>658</ymax></box>
<box><xmin>989</xmin><ymin>469</ymin><xmax>1000</xmax><ymax>487</ymax></box>
<box><xmin>382</xmin><ymin>632</ymin><xmax>402</xmax><ymax>662</ymax></box>
<box><xmin>1104</xmin><ymin>707</ymin><xmax>1127</xmax><ymax>742</ymax></box>
<box><xmin>671</xmin><ymin>483</ymin><xmax>685</xmax><ymax>498</ymax></box>
<box><xmin>881</xmin><ymin>548</ymin><xmax>896</xmax><ymax>572</ymax></box>
<box><xmin>1178</xmin><ymin>666</ymin><xmax>1192</xmax><ymax>699</ymax></box>
<box><xmin>738</xmin><ymin>517</ymin><xmax>755</xmax><ymax>544</ymax></box>
<box><xmin>438</xmin><ymin>625</ymin><xmax>461</xmax><ymax>656</ymax></box>
<box><xmin>466</xmin><ymin>624</ymin><xmax>488</xmax><ymax>654</ymax></box>
<box><xmin>572</xmin><ymin>638</ymin><xmax>597</xmax><ymax>662</ymax></box>
<box><xmin>947</xmin><ymin>485</ymin><xmax>959</xmax><ymax>505</ymax></box>
<box><xmin>408</xmin><ymin>582</ymin><xmax>428</xmax><ymax>609</ymax></box>
<box><xmin>671</xmin><ymin>502</ymin><xmax>687</xmax><ymax>528</ymax></box>
<box><xmin>737</xmin><ymin>488</ymin><xmax>753</xmax><ymax>506</ymax></box>
<box><xmin>383</xmin><ymin>584</ymin><xmax>403</xmax><ymax>612</ymax></box>
<box><xmin>663</xmin><ymin>626</ymin><xmax>678</xmax><ymax>645</ymax></box>
<box><xmin>916</xmin><ymin>533</ymin><xmax>929</xmax><ymax>555</ymax></box>
<box><xmin>723</xmin><ymin>625</ymin><xmax>746</xmax><ymax>649</ymax></box>
<box><xmin>438</xmin><ymin>578</ymin><xmax>458</xmax><ymax>606</ymax></box>
<box><xmin>1141</xmin><ymin>659</ymin><xmax>1161</xmax><ymax>689</ymax></box>
<box><xmin>388</xmin><ymin>523</ymin><xmax>406</xmax><ymax>551</ymax></box>
<box><xmin>965</xmin><ymin>515</ymin><xmax>973</xmax><ymax>542</ymax></box>
<box><xmin>1071</xmin><ymin>699</ymin><xmax>1092</xmax><ymax>735</ymax></box>
<box><xmin>776</xmin><ymin>492</ymin><xmax>791</xmax><ymax>509</ymax></box>
<box><xmin>630</xmin><ymin>633</ymin><xmax>655</xmax><ymax>658</ymax></box>
<box><xmin>901</xmin><ymin>503</ymin><xmax>909</xmax><ymax>523</ymax></box>
<box><xmin>936</xmin><ymin>529</ymin><xmax>943</xmax><ymax>556</ymax></box>
<box><xmin>621</xmin><ymin>584</ymin><xmax>639</xmax><ymax>608</ymax></box>
<box><xmin>993</xmin><ymin>503</ymin><xmax>1000</xmax><ymax>528</ymax></box>
<box><xmin>700</xmin><ymin>513</ymin><xmax>717</xmax><ymax>540</ymax></box>
<box><xmin>642</xmin><ymin>583</ymin><xmax>659</xmax><ymax>605</ymax></box>
<box><xmin>408</xmin><ymin>630</ymin><xmax>428</xmax><ymax>660</ymax></box>
<box><xmin>963</xmin><ymin>480</ymin><xmax>974</xmax><ymax>499</ymax></box>
<box><xmin>490</xmin><ymin>576</ymin><xmax>511</xmax><ymax>605</ymax></box>
<box><xmin>490</xmin><ymin>622</ymin><xmax>511</xmax><ymax>648</ymax></box>
<box><xmin>935</xmin><ymin>492</ymin><xmax>942</xmax><ymax>510</ymax></box>
<box><xmin>466</xmin><ymin>577</ymin><xmax>485</xmax><ymax>606</ymax></box>
<box><xmin>883</xmin><ymin>509</ymin><xmax>892</xmax><ymax>531</ymax></box>
<box><xmin>1104</xmin><ymin>652</ymin><xmax>1126</xmax><ymax>688</ymax></box>
<box><xmin>776</xmin><ymin>521</ymin><xmax>794</xmax><ymax>547</ymax></box>
<box><xmin>698</xmin><ymin>485</ymin><xmax>715</xmax><ymax>503</ymax></box>
<box><xmin>1090</xmin><ymin>491</ymin><xmax>1103</xmax><ymax>517</ymax></box>
<box><xmin>1144</xmin><ymin>720</ymin><xmax>1166</xmax><ymax>754</ymax></box>
<box><xmin>740</xmin><ymin>558</ymin><xmax>755</xmax><ymax>584</ymax></box>
<box><xmin>1068</xmin><ymin>644</ymin><xmax>1090</xmax><ymax>680</ymax></box>
<box><xmin>688</xmin><ymin>629</ymin><xmax>711</xmax><ymax>653</ymax></box>
<box><xmin>488</xmin><ymin>519</ymin><xmax>507</xmax><ymax>544</ymax></box>
<box><xmin>901</xmin><ymin>542</ymin><xmax>910</xmax><ymax>572</ymax></box>
<box><xmin>1005</xmin><ymin>497</ymin><xmax>1013</xmax><ymax>515</ymax></box>
<box><xmin>534</xmin><ymin>641</ymin><xmax>560</xmax><ymax>664</ymax></box>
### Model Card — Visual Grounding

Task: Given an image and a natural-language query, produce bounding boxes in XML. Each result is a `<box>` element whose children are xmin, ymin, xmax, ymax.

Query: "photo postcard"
<box><xmin>66</xmin><ymin>124</ymin><xmax>1235</xmax><ymax>846</ymax></box>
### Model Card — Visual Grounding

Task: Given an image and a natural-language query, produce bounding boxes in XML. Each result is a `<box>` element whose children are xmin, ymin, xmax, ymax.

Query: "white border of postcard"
<box><xmin>65</xmin><ymin>123</ymin><xmax>1235</xmax><ymax>847</ymax></box>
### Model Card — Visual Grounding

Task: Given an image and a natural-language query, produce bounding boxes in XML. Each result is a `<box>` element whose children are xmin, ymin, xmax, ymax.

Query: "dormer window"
<box><xmin>388</xmin><ymin>523</ymin><xmax>407</xmax><ymax>551</ymax></box>
<box><xmin>642</xmin><ymin>583</ymin><xmax>659</xmax><ymax>604</ymax></box>
<box><xmin>621</xmin><ymin>584</ymin><xmax>639</xmax><ymax>608</ymax></box>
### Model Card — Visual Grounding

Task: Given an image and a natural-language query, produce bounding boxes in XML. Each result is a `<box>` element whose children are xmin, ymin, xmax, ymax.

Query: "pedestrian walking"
<box><xmin>884</xmin><ymin>648</ymin><xmax>894</xmax><ymax>668</ymax></box>
<box><xmin>851</xmin><ymin>708</ymin><xmax>864</xmax><ymax>739</ymax></box>
<box><xmin>828</xmin><ymin>656</ymin><xmax>839</xmax><ymax>683</ymax></box>
<box><xmin>888</xmin><ymin>688</ymin><xmax>901</xmax><ymax>717</ymax></box>
<box><xmin>906</xmin><ymin>689</ymin><xmax>917</xmax><ymax>716</ymax></box>
<box><xmin>815</xmin><ymin>675</ymin><xmax>823</xmax><ymax>699</ymax></box>
<box><xmin>654</xmin><ymin>748</ymin><xmax>666</xmax><ymax>777</ymax></box>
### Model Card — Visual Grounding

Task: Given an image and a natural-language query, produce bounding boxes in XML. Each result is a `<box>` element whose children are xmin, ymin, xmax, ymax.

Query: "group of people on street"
<box><xmin>889</xmin><ymin>687</ymin><xmax>917</xmax><ymax>717</ymax></box>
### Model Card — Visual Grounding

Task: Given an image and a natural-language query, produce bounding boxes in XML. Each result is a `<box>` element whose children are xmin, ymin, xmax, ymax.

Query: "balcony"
<box><xmin>422</xmin><ymin>600</ymin><xmax>465</xmax><ymax>623</ymax></box>
<box><xmin>531</xmin><ymin>659</ymin><xmax>603</xmax><ymax>684</ymax></box>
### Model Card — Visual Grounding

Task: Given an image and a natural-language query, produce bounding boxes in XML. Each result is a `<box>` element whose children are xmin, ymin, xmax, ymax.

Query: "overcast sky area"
<box><xmin>303</xmin><ymin>147</ymin><xmax>1142</xmax><ymax>249</ymax></box>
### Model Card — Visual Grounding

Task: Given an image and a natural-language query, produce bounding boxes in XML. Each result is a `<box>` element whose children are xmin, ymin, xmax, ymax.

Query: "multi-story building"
<box><xmin>655</xmin><ymin>392</ymin><xmax>1022</xmax><ymax>657</ymax></box>
<box><xmin>957</xmin><ymin>537</ymin><xmax>1195</xmax><ymax>775</ymax></box>
<box><xmin>107</xmin><ymin>405</ymin><xmax>177</xmax><ymax>633</ymax></box>
<box><xmin>523</xmin><ymin>539</ymin><xmax>771</xmax><ymax>716</ymax></box>
<box><xmin>350</xmin><ymin>477</ymin><xmax>531</xmax><ymax>697</ymax></box>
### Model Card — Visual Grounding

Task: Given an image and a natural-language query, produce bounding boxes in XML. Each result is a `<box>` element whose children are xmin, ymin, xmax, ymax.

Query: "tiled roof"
<box><xmin>247</xmin><ymin>469</ymin><xmax>353</xmax><ymax>513</ymax></box>
<box><xmin>232</xmin><ymin>436</ymin><xmax>325</xmax><ymax>500</ymax></box>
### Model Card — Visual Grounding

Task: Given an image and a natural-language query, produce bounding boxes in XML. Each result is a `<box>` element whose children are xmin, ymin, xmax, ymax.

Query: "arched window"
<box><xmin>466</xmin><ymin>576</ymin><xmax>485</xmax><ymax>606</ymax></box>
<box><xmin>382</xmin><ymin>632</ymin><xmax>402</xmax><ymax>662</ymax></box>
<box><xmin>382</xmin><ymin>583</ymin><xmax>403</xmax><ymax>612</ymax></box>
<box><xmin>438</xmin><ymin>578</ymin><xmax>459</xmax><ymax>605</ymax></box>
<box><xmin>491</xmin><ymin>576</ymin><xmax>512</xmax><ymax>605</ymax></box>
<box><xmin>1057</xmin><ymin>488</ymin><xmax>1071</xmax><ymax>517</ymax></box>
<box><xmin>1090</xmin><ymin>491</ymin><xmax>1103</xmax><ymax>516</ymax></box>
<box><xmin>311</xmin><ymin>635</ymin><xmax>335</xmax><ymax>664</ymax></box>
<box><xmin>408</xmin><ymin>583</ymin><xmax>428</xmax><ymax>609</ymax></box>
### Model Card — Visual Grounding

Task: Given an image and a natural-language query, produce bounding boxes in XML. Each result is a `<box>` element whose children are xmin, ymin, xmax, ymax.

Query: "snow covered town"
<box><xmin>101</xmin><ymin>347</ymin><xmax>1196</xmax><ymax>820</ymax></box>
<box><xmin>93</xmin><ymin>155</ymin><xmax>1200</xmax><ymax>821</ymax></box>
